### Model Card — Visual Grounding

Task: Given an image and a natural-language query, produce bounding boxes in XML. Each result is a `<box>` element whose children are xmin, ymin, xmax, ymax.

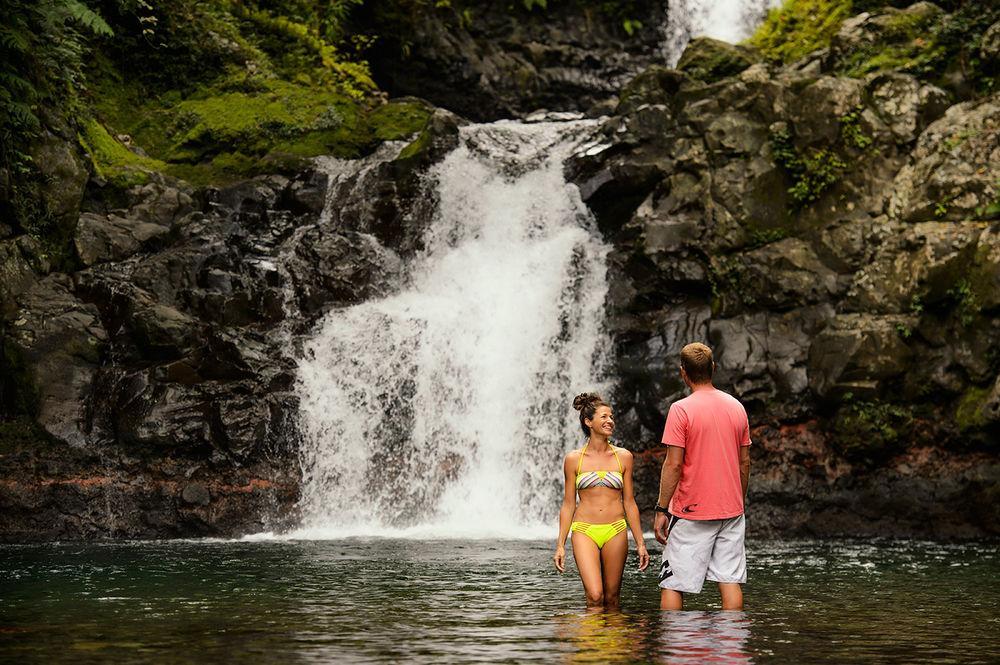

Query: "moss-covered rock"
<box><xmin>78</xmin><ymin>118</ymin><xmax>165</xmax><ymax>190</ymax></box>
<box><xmin>676</xmin><ymin>37</ymin><xmax>760</xmax><ymax>84</ymax></box>
<box><xmin>89</xmin><ymin>73</ymin><xmax>433</xmax><ymax>186</ymax></box>
<box><xmin>956</xmin><ymin>386</ymin><xmax>991</xmax><ymax>431</ymax></box>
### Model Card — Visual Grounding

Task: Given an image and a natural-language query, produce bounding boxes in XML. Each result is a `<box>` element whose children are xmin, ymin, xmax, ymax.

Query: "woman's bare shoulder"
<box><xmin>614</xmin><ymin>446</ymin><xmax>634</xmax><ymax>462</ymax></box>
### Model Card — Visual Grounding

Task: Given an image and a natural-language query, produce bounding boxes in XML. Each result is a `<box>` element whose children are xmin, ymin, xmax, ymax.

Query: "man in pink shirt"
<box><xmin>653</xmin><ymin>342</ymin><xmax>752</xmax><ymax>611</ymax></box>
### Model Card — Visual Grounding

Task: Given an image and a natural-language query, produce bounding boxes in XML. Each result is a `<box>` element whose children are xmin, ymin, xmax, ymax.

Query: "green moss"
<box><xmin>955</xmin><ymin>387</ymin><xmax>990</xmax><ymax>431</ymax></box>
<box><xmin>677</xmin><ymin>38</ymin><xmax>758</xmax><ymax>83</ymax></box>
<box><xmin>396</xmin><ymin>126</ymin><xmax>433</xmax><ymax>163</ymax></box>
<box><xmin>832</xmin><ymin>399</ymin><xmax>913</xmax><ymax>465</ymax></box>
<box><xmin>747</xmin><ymin>0</ymin><xmax>852</xmax><ymax>64</ymax></box>
<box><xmin>87</xmin><ymin>69</ymin><xmax>430</xmax><ymax>185</ymax></box>
<box><xmin>369</xmin><ymin>101</ymin><xmax>433</xmax><ymax>141</ymax></box>
<box><xmin>77</xmin><ymin>117</ymin><xmax>166</xmax><ymax>189</ymax></box>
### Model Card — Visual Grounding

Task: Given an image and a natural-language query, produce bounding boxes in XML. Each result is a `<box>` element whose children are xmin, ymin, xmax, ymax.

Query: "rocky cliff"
<box><xmin>1</xmin><ymin>0</ymin><xmax>998</xmax><ymax>541</ymax></box>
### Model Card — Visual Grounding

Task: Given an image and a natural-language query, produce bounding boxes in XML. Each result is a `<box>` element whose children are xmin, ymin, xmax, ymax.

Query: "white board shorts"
<box><xmin>659</xmin><ymin>513</ymin><xmax>746</xmax><ymax>593</ymax></box>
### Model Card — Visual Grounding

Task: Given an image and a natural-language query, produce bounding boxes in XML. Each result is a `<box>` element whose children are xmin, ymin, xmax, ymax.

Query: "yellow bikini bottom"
<box><xmin>571</xmin><ymin>518</ymin><xmax>628</xmax><ymax>549</ymax></box>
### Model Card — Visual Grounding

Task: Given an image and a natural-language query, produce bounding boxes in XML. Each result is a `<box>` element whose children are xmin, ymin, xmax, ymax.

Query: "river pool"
<box><xmin>1</xmin><ymin>539</ymin><xmax>997</xmax><ymax>663</ymax></box>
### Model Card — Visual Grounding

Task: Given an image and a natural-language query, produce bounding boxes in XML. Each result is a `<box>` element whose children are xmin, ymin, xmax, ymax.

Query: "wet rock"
<box><xmin>366</xmin><ymin>0</ymin><xmax>668</xmax><ymax>120</ymax></box>
<box><xmin>181</xmin><ymin>482</ymin><xmax>210</xmax><ymax>506</ymax></box>
<box><xmin>6</xmin><ymin>275</ymin><xmax>107</xmax><ymax>446</ymax></box>
<box><xmin>282</xmin><ymin>168</ymin><xmax>329</xmax><ymax>216</ymax></box>
<box><xmin>808</xmin><ymin>313</ymin><xmax>916</xmax><ymax>399</ymax></box>
<box><xmin>616</xmin><ymin>66</ymin><xmax>686</xmax><ymax>114</ymax></box>
<box><xmin>723</xmin><ymin>238</ymin><xmax>842</xmax><ymax>312</ymax></box>
<box><xmin>0</xmin><ymin>239</ymin><xmax>38</xmax><ymax>318</ymax></box>
<box><xmin>74</xmin><ymin>212</ymin><xmax>172</xmax><ymax>266</ymax></box>
<box><xmin>287</xmin><ymin>229</ymin><xmax>402</xmax><ymax>316</ymax></box>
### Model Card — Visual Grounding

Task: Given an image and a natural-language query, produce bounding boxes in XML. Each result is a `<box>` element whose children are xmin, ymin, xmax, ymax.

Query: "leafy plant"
<box><xmin>832</xmin><ymin>399</ymin><xmax>914</xmax><ymax>465</ymax></box>
<box><xmin>839</xmin><ymin>106</ymin><xmax>873</xmax><ymax>150</ymax></box>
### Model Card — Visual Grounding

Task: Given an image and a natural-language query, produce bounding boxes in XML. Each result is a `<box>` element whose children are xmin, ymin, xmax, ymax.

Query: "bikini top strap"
<box><xmin>577</xmin><ymin>440</ymin><xmax>589</xmax><ymax>475</ymax></box>
<box><xmin>611</xmin><ymin>445</ymin><xmax>623</xmax><ymax>474</ymax></box>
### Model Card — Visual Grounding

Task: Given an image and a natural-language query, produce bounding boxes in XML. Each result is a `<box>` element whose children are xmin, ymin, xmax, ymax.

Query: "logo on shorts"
<box><xmin>660</xmin><ymin>560</ymin><xmax>673</xmax><ymax>581</ymax></box>
<box><xmin>681</xmin><ymin>504</ymin><xmax>698</xmax><ymax>514</ymax></box>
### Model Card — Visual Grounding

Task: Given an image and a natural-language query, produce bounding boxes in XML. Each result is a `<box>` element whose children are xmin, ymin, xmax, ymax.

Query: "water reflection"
<box><xmin>654</xmin><ymin>611</ymin><xmax>752</xmax><ymax>664</ymax></box>
<box><xmin>555</xmin><ymin>611</ymin><xmax>653</xmax><ymax>663</ymax></box>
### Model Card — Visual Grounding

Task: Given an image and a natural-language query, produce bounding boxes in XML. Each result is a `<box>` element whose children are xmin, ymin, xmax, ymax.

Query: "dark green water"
<box><xmin>1</xmin><ymin>539</ymin><xmax>997</xmax><ymax>663</ymax></box>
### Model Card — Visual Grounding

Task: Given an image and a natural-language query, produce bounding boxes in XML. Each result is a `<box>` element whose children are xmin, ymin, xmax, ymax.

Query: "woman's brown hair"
<box><xmin>572</xmin><ymin>392</ymin><xmax>609</xmax><ymax>437</ymax></box>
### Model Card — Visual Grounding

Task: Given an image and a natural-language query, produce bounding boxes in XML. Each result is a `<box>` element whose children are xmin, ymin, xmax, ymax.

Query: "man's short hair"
<box><xmin>681</xmin><ymin>342</ymin><xmax>714</xmax><ymax>383</ymax></box>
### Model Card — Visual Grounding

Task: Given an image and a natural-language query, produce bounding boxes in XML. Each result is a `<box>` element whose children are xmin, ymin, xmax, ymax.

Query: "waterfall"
<box><xmin>661</xmin><ymin>0</ymin><xmax>782</xmax><ymax>66</ymax></box>
<box><xmin>290</xmin><ymin>118</ymin><xmax>612</xmax><ymax>539</ymax></box>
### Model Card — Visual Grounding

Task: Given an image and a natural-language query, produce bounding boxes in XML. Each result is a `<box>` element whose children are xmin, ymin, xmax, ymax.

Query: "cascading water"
<box><xmin>661</xmin><ymin>0</ymin><xmax>782</xmax><ymax>66</ymax></box>
<box><xmin>291</xmin><ymin>118</ymin><xmax>612</xmax><ymax>539</ymax></box>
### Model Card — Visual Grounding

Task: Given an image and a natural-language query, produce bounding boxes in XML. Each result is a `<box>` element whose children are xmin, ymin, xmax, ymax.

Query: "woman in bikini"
<box><xmin>553</xmin><ymin>393</ymin><xmax>650</xmax><ymax>608</ymax></box>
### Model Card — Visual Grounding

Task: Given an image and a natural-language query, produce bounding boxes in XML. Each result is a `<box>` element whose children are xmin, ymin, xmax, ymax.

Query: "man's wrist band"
<box><xmin>653</xmin><ymin>505</ymin><xmax>670</xmax><ymax>514</ymax></box>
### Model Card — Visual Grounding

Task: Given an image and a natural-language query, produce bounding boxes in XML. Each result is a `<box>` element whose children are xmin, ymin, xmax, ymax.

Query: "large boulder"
<box><xmin>676</xmin><ymin>37</ymin><xmax>760</xmax><ymax>84</ymax></box>
<box><xmin>889</xmin><ymin>95</ymin><xmax>1000</xmax><ymax>223</ymax></box>
<box><xmin>846</xmin><ymin>222</ymin><xmax>986</xmax><ymax>313</ymax></box>
<box><xmin>5</xmin><ymin>275</ymin><xmax>107</xmax><ymax>446</ymax></box>
<box><xmin>30</xmin><ymin>132</ymin><xmax>89</xmax><ymax>231</ymax></box>
<box><xmin>808</xmin><ymin>313</ymin><xmax>916</xmax><ymax>398</ymax></box>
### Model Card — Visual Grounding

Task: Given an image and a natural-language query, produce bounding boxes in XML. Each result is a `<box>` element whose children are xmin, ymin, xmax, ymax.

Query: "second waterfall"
<box><xmin>293</xmin><ymin>118</ymin><xmax>613</xmax><ymax>538</ymax></box>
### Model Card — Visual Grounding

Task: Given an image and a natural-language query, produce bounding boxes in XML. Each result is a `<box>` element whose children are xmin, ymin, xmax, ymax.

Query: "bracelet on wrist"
<box><xmin>653</xmin><ymin>504</ymin><xmax>670</xmax><ymax>514</ymax></box>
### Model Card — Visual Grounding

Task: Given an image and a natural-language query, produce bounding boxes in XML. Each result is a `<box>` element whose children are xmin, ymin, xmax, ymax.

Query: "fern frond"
<box><xmin>62</xmin><ymin>0</ymin><xmax>114</xmax><ymax>37</ymax></box>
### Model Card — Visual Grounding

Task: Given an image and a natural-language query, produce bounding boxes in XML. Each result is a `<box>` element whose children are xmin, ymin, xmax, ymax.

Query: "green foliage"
<box><xmin>747</xmin><ymin>226</ymin><xmax>789</xmax><ymax>248</ymax></box>
<box><xmin>773</xmin><ymin>126</ymin><xmax>848</xmax><ymax>208</ymax></box>
<box><xmin>836</xmin><ymin>2</ymin><xmax>1000</xmax><ymax>91</ymax></box>
<box><xmin>946</xmin><ymin>278</ymin><xmax>981</xmax><ymax>327</ymax></box>
<box><xmin>0</xmin><ymin>0</ymin><xmax>114</xmax><ymax>231</ymax></box>
<box><xmin>839</xmin><ymin>106</ymin><xmax>873</xmax><ymax>150</ymax></box>
<box><xmin>832</xmin><ymin>397</ymin><xmax>913</xmax><ymax>465</ymax></box>
<box><xmin>747</xmin><ymin>0</ymin><xmax>852</xmax><ymax>63</ymax></box>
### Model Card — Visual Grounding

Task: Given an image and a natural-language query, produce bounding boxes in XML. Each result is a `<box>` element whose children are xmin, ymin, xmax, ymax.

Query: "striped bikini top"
<box><xmin>575</xmin><ymin>441</ymin><xmax>624</xmax><ymax>490</ymax></box>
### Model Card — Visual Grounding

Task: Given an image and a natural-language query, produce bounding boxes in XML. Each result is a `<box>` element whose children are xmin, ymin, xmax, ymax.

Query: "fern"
<box><xmin>62</xmin><ymin>0</ymin><xmax>113</xmax><ymax>36</ymax></box>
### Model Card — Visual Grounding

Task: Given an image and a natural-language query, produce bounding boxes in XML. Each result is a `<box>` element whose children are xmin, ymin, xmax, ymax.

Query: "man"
<box><xmin>653</xmin><ymin>342</ymin><xmax>752</xmax><ymax>611</ymax></box>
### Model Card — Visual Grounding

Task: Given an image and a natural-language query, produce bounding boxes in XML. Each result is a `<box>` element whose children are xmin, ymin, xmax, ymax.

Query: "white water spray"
<box><xmin>291</xmin><ymin>119</ymin><xmax>612</xmax><ymax>539</ymax></box>
<box><xmin>661</xmin><ymin>0</ymin><xmax>782</xmax><ymax>66</ymax></box>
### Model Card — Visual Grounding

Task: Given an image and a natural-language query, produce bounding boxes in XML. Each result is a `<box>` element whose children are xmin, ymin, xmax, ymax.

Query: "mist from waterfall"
<box><xmin>661</xmin><ymin>0</ymin><xmax>782</xmax><ymax>66</ymax></box>
<box><xmin>291</xmin><ymin>119</ymin><xmax>612</xmax><ymax>539</ymax></box>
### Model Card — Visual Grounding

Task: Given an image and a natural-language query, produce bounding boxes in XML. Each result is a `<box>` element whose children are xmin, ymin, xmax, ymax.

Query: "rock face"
<box><xmin>0</xmin><ymin>126</ymin><xmax>447</xmax><ymax>540</ymax></box>
<box><xmin>563</xmin><ymin>12</ymin><xmax>999</xmax><ymax>538</ymax></box>
<box><xmin>362</xmin><ymin>0</ymin><xmax>669</xmax><ymax>120</ymax></box>
<box><xmin>2</xmin><ymin>3</ymin><xmax>998</xmax><ymax>541</ymax></box>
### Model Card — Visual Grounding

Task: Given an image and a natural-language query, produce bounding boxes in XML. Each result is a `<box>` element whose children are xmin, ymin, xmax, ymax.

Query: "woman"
<box><xmin>554</xmin><ymin>393</ymin><xmax>650</xmax><ymax>608</ymax></box>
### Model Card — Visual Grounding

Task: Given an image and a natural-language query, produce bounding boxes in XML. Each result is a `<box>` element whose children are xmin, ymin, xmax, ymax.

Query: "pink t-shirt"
<box><xmin>661</xmin><ymin>387</ymin><xmax>751</xmax><ymax>520</ymax></box>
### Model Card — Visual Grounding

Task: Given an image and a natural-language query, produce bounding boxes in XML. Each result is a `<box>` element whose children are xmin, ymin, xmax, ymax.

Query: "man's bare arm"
<box><xmin>657</xmin><ymin>446</ymin><xmax>685</xmax><ymax>508</ymax></box>
<box><xmin>739</xmin><ymin>445</ymin><xmax>751</xmax><ymax>499</ymax></box>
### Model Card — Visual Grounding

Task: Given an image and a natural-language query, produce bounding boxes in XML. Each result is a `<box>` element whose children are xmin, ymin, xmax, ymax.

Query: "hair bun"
<box><xmin>573</xmin><ymin>392</ymin><xmax>601</xmax><ymax>412</ymax></box>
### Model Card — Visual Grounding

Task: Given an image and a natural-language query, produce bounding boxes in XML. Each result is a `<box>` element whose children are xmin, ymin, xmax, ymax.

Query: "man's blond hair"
<box><xmin>680</xmin><ymin>342</ymin><xmax>714</xmax><ymax>383</ymax></box>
